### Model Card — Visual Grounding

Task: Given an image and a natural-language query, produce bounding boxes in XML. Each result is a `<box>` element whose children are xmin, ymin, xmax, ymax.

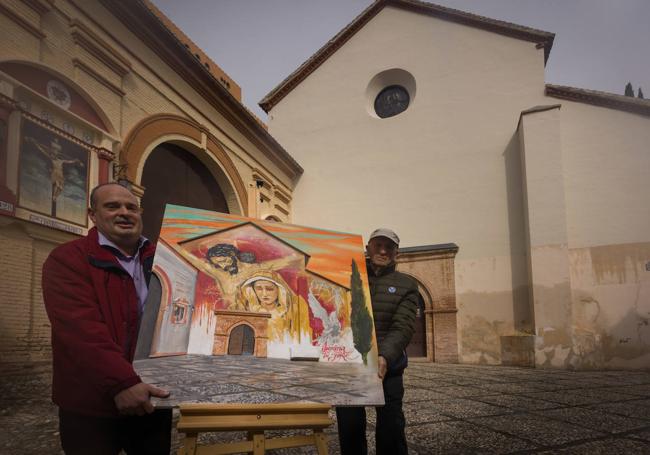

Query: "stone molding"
<box><xmin>120</xmin><ymin>113</ymin><xmax>248</xmax><ymax>215</ymax></box>
<box><xmin>69</xmin><ymin>19</ymin><xmax>131</xmax><ymax>78</ymax></box>
<box><xmin>2</xmin><ymin>0</ymin><xmax>53</xmax><ymax>40</ymax></box>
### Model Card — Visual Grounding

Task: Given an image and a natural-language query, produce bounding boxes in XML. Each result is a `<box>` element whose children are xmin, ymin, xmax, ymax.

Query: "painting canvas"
<box><xmin>135</xmin><ymin>204</ymin><xmax>383</xmax><ymax>406</ymax></box>
<box><xmin>18</xmin><ymin>118</ymin><xmax>89</xmax><ymax>226</ymax></box>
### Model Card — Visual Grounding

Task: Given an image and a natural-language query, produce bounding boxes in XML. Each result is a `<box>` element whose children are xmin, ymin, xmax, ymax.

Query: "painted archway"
<box><xmin>228</xmin><ymin>324</ymin><xmax>256</xmax><ymax>355</ymax></box>
<box><xmin>213</xmin><ymin>310</ymin><xmax>271</xmax><ymax>357</ymax></box>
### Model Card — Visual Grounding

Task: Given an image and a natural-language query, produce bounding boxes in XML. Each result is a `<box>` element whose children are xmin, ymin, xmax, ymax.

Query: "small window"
<box><xmin>171</xmin><ymin>297</ymin><xmax>189</xmax><ymax>324</ymax></box>
<box><xmin>374</xmin><ymin>85</ymin><xmax>410</xmax><ymax>118</ymax></box>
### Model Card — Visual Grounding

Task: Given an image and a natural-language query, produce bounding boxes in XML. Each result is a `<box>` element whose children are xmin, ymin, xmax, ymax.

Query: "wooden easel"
<box><xmin>177</xmin><ymin>402</ymin><xmax>333</xmax><ymax>455</ymax></box>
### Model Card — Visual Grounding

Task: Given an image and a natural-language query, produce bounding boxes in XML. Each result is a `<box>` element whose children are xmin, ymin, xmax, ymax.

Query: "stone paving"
<box><xmin>2</xmin><ymin>361</ymin><xmax>650</xmax><ymax>454</ymax></box>
<box><xmin>134</xmin><ymin>354</ymin><xmax>385</xmax><ymax>407</ymax></box>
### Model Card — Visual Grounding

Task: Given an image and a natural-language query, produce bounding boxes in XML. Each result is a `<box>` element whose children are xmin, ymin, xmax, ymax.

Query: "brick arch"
<box><xmin>396</xmin><ymin>245</ymin><xmax>460</xmax><ymax>363</ymax></box>
<box><xmin>224</xmin><ymin>318</ymin><xmax>263</xmax><ymax>357</ymax></box>
<box><xmin>120</xmin><ymin>113</ymin><xmax>248</xmax><ymax>214</ymax></box>
<box><xmin>226</xmin><ymin>320</ymin><xmax>257</xmax><ymax>338</ymax></box>
<box><xmin>400</xmin><ymin>271</ymin><xmax>433</xmax><ymax>311</ymax></box>
<box><xmin>399</xmin><ymin>271</ymin><xmax>433</xmax><ymax>360</ymax></box>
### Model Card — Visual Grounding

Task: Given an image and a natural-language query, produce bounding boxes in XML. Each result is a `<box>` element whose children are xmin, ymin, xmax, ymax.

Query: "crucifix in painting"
<box><xmin>135</xmin><ymin>205</ymin><xmax>383</xmax><ymax>407</ymax></box>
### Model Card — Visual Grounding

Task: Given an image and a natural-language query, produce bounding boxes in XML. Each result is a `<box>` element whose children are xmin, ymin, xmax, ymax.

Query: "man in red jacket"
<box><xmin>42</xmin><ymin>182</ymin><xmax>171</xmax><ymax>454</ymax></box>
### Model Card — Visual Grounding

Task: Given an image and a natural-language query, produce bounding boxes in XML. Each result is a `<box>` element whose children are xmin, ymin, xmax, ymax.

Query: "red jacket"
<box><xmin>42</xmin><ymin>227</ymin><xmax>156</xmax><ymax>416</ymax></box>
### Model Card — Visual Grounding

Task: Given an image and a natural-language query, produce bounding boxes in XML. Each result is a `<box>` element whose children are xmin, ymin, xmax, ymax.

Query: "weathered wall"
<box><xmin>554</xmin><ymin>100</ymin><xmax>650</xmax><ymax>369</ymax></box>
<box><xmin>567</xmin><ymin>243</ymin><xmax>650</xmax><ymax>369</ymax></box>
<box><xmin>0</xmin><ymin>218</ymin><xmax>75</xmax><ymax>366</ymax></box>
<box><xmin>0</xmin><ymin>0</ymin><xmax>297</xmax><ymax>372</ymax></box>
<box><xmin>0</xmin><ymin>0</ymin><xmax>295</xmax><ymax>212</ymax></box>
<box><xmin>269</xmin><ymin>6</ymin><xmax>548</xmax><ymax>365</ymax></box>
<box><xmin>268</xmin><ymin>5</ymin><xmax>650</xmax><ymax>368</ymax></box>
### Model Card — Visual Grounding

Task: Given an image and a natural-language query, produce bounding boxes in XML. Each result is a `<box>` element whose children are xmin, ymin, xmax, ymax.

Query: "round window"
<box><xmin>374</xmin><ymin>85</ymin><xmax>410</xmax><ymax>118</ymax></box>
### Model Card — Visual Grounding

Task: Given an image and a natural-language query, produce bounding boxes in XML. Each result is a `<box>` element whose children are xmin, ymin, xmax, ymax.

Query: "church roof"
<box><xmin>179</xmin><ymin>221</ymin><xmax>312</xmax><ymax>263</ymax></box>
<box><xmin>141</xmin><ymin>0</ymin><xmax>241</xmax><ymax>102</ymax></box>
<box><xmin>546</xmin><ymin>84</ymin><xmax>650</xmax><ymax>117</ymax></box>
<box><xmin>260</xmin><ymin>0</ymin><xmax>555</xmax><ymax>113</ymax></box>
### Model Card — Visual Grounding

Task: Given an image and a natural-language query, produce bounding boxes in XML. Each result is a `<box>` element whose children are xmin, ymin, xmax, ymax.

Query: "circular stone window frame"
<box><xmin>366</xmin><ymin>68</ymin><xmax>416</xmax><ymax>119</ymax></box>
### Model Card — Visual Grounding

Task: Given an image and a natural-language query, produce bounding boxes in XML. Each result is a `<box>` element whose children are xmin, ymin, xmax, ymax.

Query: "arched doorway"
<box><xmin>406</xmin><ymin>293</ymin><xmax>427</xmax><ymax>358</ymax></box>
<box><xmin>140</xmin><ymin>142</ymin><xmax>228</xmax><ymax>242</ymax></box>
<box><xmin>228</xmin><ymin>324</ymin><xmax>255</xmax><ymax>355</ymax></box>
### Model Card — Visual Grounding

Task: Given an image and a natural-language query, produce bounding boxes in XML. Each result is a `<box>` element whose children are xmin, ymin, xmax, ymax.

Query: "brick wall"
<box><xmin>397</xmin><ymin>245</ymin><xmax>460</xmax><ymax>363</ymax></box>
<box><xmin>0</xmin><ymin>219</ymin><xmax>73</xmax><ymax>374</ymax></box>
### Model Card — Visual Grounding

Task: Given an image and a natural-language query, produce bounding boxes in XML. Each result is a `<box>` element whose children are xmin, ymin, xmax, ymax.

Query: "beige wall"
<box><xmin>560</xmin><ymin>101</ymin><xmax>650</xmax><ymax>248</ymax></box>
<box><xmin>558</xmin><ymin>101</ymin><xmax>650</xmax><ymax>368</ymax></box>
<box><xmin>269</xmin><ymin>6</ymin><xmax>548</xmax><ymax>365</ymax></box>
<box><xmin>270</xmin><ymin>6</ymin><xmax>547</xmax><ymax>253</ymax></box>
<box><xmin>268</xmin><ymin>6</ymin><xmax>650</xmax><ymax>368</ymax></box>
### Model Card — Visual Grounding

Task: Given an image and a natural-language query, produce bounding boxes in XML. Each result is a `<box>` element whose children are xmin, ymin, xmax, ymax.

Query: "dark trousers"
<box><xmin>58</xmin><ymin>408</ymin><xmax>172</xmax><ymax>455</ymax></box>
<box><xmin>336</xmin><ymin>374</ymin><xmax>408</xmax><ymax>455</ymax></box>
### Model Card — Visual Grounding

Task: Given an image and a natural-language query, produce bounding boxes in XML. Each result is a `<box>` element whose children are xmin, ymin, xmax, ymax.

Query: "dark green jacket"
<box><xmin>367</xmin><ymin>259</ymin><xmax>418</xmax><ymax>371</ymax></box>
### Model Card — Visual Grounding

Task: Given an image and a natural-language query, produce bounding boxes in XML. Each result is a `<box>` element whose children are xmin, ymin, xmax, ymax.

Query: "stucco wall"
<box><xmin>268</xmin><ymin>6</ymin><xmax>650</xmax><ymax>368</ymax></box>
<box><xmin>558</xmin><ymin>101</ymin><xmax>650</xmax><ymax>369</ymax></box>
<box><xmin>269</xmin><ymin>6</ymin><xmax>548</xmax><ymax>365</ymax></box>
<box><xmin>270</xmin><ymin>6</ymin><xmax>547</xmax><ymax>249</ymax></box>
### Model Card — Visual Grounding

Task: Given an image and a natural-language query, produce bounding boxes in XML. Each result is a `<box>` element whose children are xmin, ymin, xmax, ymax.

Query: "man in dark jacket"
<box><xmin>42</xmin><ymin>182</ymin><xmax>171</xmax><ymax>454</ymax></box>
<box><xmin>336</xmin><ymin>228</ymin><xmax>418</xmax><ymax>455</ymax></box>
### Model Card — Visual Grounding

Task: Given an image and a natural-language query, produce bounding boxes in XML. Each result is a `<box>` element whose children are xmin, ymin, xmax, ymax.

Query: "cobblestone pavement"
<box><xmin>2</xmin><ymin>362</ymin><xmax>650</xmax><ymax>454</ymax></box>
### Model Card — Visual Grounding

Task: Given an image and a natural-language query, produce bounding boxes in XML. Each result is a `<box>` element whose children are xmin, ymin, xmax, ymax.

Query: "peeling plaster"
<box><xmin>456</xmin><ymin>242</ymin><xmax>650</xmax><ymax>370</ymax></box>
<box><xmin>534</xmin><ymin>286</ymin><xmax>650</xmax><ymax>369</ymax></box>
<box><xmin>460</xmin><ymin>315</ymin><xmax>511</xmax><ymax>365</ymax></box>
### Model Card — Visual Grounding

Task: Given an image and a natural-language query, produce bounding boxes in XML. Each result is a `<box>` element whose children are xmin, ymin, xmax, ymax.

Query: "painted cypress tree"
<box><xmin>625</xmin><ymin>82</ymin><xmax>634</xmax><ymax>97</ymax></box>
<box><xmin>638</xmin><ymin>87</ymin><xmax>645</xmax><ymax>99</ymax></box>
<box><xmin>350</xmin><ymin>259</ymin><xmax>373</xmax><ymax>365</ymax></box>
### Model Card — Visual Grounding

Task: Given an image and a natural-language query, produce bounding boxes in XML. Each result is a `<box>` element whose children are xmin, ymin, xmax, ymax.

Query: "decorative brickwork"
<box><xmin>121</xmin><ymin>113</ymin><xmax>248</xmax><ymax>216</ymax></box>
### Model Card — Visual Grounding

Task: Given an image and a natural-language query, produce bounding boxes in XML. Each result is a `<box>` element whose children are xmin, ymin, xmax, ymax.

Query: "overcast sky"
<box><xmin>152</xmin><ymin>0</ymin><xmax>650</xmax><ymax>120</ymax></box>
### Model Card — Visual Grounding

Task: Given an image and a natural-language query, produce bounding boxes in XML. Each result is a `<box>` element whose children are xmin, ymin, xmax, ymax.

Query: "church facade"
<box><xmin>262</xmin><ymin>0</ymin><xmax>650</xmax><ymax>369</ymax></box>
<box><xmin>0</xmin><ymin>0</ymin><xmax>301</xmax><ymax>370</ymax></box>
<box><xmin>1</xmin><ymin>0</ymin><xmax>648</xmax><ymax>372</ymax></box>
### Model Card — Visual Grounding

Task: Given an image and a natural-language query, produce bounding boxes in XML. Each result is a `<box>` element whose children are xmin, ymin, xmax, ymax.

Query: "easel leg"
<box><xmin>180</xmin><ymin>434</ymin><xmax>198</xmax><ymax>455</ymax></box>
<box><xmin>252</xmin><ymin>432</ymin><xmax>265</xmax><ymax>455</ymax></box>
<box><xmin>313</xmin><ymin>430</ymin><xmax>328</xmax><ymax>455</ymax></box>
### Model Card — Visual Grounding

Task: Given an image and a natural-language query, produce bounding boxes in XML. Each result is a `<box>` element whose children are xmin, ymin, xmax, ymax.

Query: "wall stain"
<box><xmin>590</xmin><ymin>242</ymin><xmax>650</xmax><ymax>285</ymax></box>
<box><xmin>460</xmin><ymin>315</ymin><xmax>511</xmax><ymax>365</ymax></box>
<box><xmin>456</xmin><ymin>243</ymin><xmax>650</xmax><ymax>369</ymax></box>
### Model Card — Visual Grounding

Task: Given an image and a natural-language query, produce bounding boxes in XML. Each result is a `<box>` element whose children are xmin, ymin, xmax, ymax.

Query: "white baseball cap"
<box><xmin>368</xmin><ymin>228</ymin><xmax>400</xmax><ymax>246</ymax></box>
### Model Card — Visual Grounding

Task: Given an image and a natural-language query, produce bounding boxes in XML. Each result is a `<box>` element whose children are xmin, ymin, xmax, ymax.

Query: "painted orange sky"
<box><xmin>159</xmin><ymin>205</ymin><xmax>369</xmax><ymax>288</ymax></box>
